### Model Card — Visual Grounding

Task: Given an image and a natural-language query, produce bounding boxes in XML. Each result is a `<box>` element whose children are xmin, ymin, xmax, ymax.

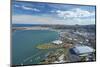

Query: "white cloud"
<box><xmin>21</xmin><ymin>6</ymin><xmax>40</xmax><ymax>12</ymax></box>
<box><xmin>22</xmin><ymin>5</ymin><xmax>34</xmax><ymax>10</ymax></box>
<box><xmin>32</xmin><ymin>8</ymin><xmax>40</xmax><ymax>12</ymax></box>
<box><xmin>56</xmin><ymin>8</ymin><xmax>95</xmax><ymax>19</ymax></box>
<box><xmin>14</xmin><ymin>5</ymin><xmax>20</xmax><ymax>8</ymax></box>
<box><xmin>14</xmin><ymin>4</ymin><xmax>40</xmax><ymax>12</ymax></box>
<box><xmin>12</xmin><ymin>15</ymin><xmax>95</xmax><ymax>25</ymax></box>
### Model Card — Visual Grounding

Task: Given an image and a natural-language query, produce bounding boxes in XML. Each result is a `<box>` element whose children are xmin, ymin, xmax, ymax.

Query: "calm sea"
<box><xmin>12</xmin><ymin>30</ymin><xmax>59</xmax><ymax>65</ymax></box>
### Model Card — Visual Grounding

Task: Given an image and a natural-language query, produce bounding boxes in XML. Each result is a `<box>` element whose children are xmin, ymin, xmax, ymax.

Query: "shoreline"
<box><xmin>12</xmin><ymin>26</ymin><xmax>61</xmax><ymax>33</ymax></box>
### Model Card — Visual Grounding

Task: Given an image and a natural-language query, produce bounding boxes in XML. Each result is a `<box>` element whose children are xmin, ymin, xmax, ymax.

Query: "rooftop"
<box><xmin>52</xmin><ymin>40</ymin><xmax>62</xmax><ymax>45</ymax></box>
<box><xmin>72</xmin><ymin>45</ymin><xmax>95</xmax><ymax>55</ymax></box>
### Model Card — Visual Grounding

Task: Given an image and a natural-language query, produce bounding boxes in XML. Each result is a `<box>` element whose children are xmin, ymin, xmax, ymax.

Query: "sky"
<box><xmin>12</xmin><ymin>1</ymin><xmax>96</xmax><ymax>25</ymax></box>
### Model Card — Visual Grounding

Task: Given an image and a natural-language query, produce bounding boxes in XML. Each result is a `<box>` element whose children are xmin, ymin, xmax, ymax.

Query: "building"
<box><xmin>70</xmin><ymin>45</ymin><xmax>95</xmax><ymax>57</ymax></box>
<box><xmin>52</xmin><ymin>54</ymin><xmax>66</xmax><ymax>63</ymax></box>
<box><xmin>52</xmin><ymin>40</ymin><xmax>62</xmax><ymax>45</ymax></box>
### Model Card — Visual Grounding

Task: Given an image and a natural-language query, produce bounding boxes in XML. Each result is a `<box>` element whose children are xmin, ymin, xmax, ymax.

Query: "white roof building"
<box><xmin>72</xmin><ymin>45</ymin><xmax>95</xmax><ymax>56</ymax></box>
<box><xmin>52</xmin><ymin>40</ymin><xmax>62</xmax><ymax>45</ymax></box>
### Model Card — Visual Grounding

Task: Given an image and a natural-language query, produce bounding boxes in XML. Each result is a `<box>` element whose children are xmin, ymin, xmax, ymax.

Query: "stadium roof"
<box><xmin>73</xmin><ymin>45</ymin><xmax>95</xmax><ymax>55</ymax></box>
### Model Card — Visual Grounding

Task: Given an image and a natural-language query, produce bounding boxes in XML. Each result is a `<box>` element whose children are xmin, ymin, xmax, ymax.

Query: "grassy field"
<box><xmin>36</xmin><ymin>43</ymin><xmax>61</xmax><ymax>49</ymax></box>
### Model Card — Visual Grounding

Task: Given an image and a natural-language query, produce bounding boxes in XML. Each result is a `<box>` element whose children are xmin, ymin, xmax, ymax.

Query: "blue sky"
<box><xmin>12</xmin><ymin>1</ymin><xmax>96</xmax><ymax>25</ymax></box>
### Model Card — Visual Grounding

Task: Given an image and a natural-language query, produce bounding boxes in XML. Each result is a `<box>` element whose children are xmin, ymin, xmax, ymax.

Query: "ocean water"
<box><xmin>12</xmin><ymin>30</ymin><xmax>59</xmax><ymax>65</ymax></box>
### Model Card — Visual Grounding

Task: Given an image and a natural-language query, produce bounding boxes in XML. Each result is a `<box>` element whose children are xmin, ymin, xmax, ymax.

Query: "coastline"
<box><xmin>12</xmin><ymin>25</ymin><xmax>96</xmax><ymax>65</ymax></box>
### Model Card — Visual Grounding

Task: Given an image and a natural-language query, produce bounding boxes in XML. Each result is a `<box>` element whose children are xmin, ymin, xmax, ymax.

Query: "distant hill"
<box><xmin>12</xmin><ymin>24</ymin><xmax>96</xmax><ymax>32</ymax></box>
